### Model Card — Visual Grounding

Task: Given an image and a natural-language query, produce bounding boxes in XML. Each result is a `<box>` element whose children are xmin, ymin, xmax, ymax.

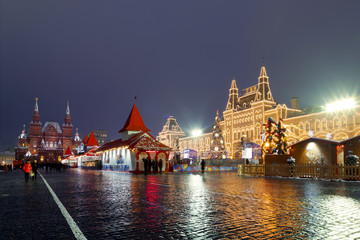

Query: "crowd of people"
<box><xmin>22</xmin><ymin>160</ymin><xmax>38</xmax><ymax>181</ymax></box>
<box><xmin>14</xmin><ymin>160</ymin><xmax>67</xmax><ymax>182</ymax></box>
<box><xmin>142</xmin><ymin>157</ymin><xmax>163</xmax><ymax>175</ymax></box>
<box><xmin>0</xmin><ymin>164</ymin><xmax>12</xmax><ymax>173</ymax></box>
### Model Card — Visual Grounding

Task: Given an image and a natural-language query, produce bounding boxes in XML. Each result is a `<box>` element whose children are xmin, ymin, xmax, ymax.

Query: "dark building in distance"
<box><xmin>15</xmin><ymin>98</ymin><xmax>82</xmax><ymax>163</ymax></box>
<box><xmin>91</xmin><ymin>130</ymin><xmax>107</xmax><ymax>145</ymax></box>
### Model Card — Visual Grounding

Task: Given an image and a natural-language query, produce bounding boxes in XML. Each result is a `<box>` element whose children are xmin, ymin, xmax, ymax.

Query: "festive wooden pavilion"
<box><xmin>96</xmin><ymin>104</ymin><xmax>171</xmax><ymax>173</ymax></box>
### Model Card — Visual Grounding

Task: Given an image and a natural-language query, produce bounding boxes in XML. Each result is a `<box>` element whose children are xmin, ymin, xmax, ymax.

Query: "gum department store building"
<box><xmin>158</xmin><ymin>65</ymin><xmax>360</xmax><ymax>160</ymax></box>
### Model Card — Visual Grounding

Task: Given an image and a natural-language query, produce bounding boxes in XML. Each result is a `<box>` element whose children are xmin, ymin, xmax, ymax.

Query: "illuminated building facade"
<box><xmin>160</xmin><ymin>65</ymin><xmax>360</xmax><ymax>160</ymax></box>
<box><xmin>157</xmin><ymin>116</ymin><xmax>185</xmax><ymax>160</ymax></box>
<box><xmin>91</xmin><ymin>130</ymin><xmax>108</xmax><ymax>146</ymax></box>
<box><xmin>15</xmin><ymin>99</ymin><xmax>82</xmax><ymax>163</ymax></box>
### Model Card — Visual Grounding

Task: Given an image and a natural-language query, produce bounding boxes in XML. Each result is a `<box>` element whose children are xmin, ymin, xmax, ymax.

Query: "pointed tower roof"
<box><xmin>66</xmin><ymin>101</ymin><xmax>70</xmax><ymax>114</ymax></box>
<box><xmin>231</xmin><ymin>74</ymin><xmax>238</xmax><ymax>89</ymax></box>
<box><xmin>86</xmin><ymin>131</ymin><xmax>99</xmax><ymax>147</ymax></box>
<box><xmin>119</xmin><ymin>104</ymin><xmax>150</xmax><ymax>133</ymax></box>
<box><xmin>259</xmin><ymin>65</ymin><xmax>268</xmax><ymax>79</ymax></box>
<box><xmin>32</xmin><ymin>97</ymin><xmax>40</xmax><ymax>123</ymax></box>
<box><xmin>64</xmin><ymin>146</ymin><xmax>73</xmax><ymax>155</ymax></box>
<box><xmin>83</xmin><ymin>134</ymin><xmax>88</xmax><ymax>144</ymax></box>
<box><xmin>34</xmin><ymin>97</ymin><xmax>39</xmax><ymax>112</ymax></box>
<box><xmin>64</xmin><ymin>101</ymin><xmax>71</xmax><ymax>126</ymax></box>
<box><xmin>226</xmin><ymin>75</ymin><xmax>239</xmax><ymax>110</ymax></box>
<box><xmin>255</xmin><ymin>64</ymin><xmax>274</xmax><ymax>102</ymax></box>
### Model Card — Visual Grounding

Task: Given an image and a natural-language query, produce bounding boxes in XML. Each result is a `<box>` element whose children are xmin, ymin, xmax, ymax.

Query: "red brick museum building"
<box><xmin>15</xmin><ymin>98</ymin><xmax>82</xmax><ymax>163</ymax></box>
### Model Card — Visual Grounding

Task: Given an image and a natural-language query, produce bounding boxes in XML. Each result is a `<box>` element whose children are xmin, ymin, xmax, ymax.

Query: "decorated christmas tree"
<box><xmin>274</xmin><ymin>119</ymin><xmax>287</xmax><ymax>154</ymax></box>
<box><xmin>209</xmin><ymin>110</ymin><xmax>226</xmax><ymax>159</ymax></box>
<box><xmin>262</xmin><ymin>117</ymin><xmax>288</xmax><ymax>156</ymax></box>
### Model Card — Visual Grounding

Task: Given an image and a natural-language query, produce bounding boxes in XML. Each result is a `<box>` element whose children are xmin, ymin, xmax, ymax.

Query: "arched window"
<box><xmin>299</xmin><ymin>123</ymin><xmax>304</xmax><ymax>134</ymax></box>
<box><xmin>341</xmin><ymin>116</ymin><xmax>347</xmax><ymax>127</ymax></box>
<box><xmin>315</xmin><ymin>120</ymin><xmax>320</xmax><ymax>131</ymax></box>
<box><xmin>321</xmin><ymin>119</ymin><xmax>327</xmax><ymax>130</ymax></box>
<box><xmin>334</xmin><ymin>117</ymin><xmax>340</xmax><ymax>128</ymax></box>
<box><xmin>50</xmin><ymin>142</ymin><xmax>53</xmax><ymax>148</ymax></box>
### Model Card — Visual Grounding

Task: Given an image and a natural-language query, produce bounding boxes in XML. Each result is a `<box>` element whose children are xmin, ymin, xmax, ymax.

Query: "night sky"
<box><xmin>1</xmin><ymin>1</ymin><xmax>360</xmax><ymax>150</ymax></box>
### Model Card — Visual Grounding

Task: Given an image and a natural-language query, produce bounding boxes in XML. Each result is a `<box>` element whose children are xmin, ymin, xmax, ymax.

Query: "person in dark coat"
<box><xmin>31</xmin><ymin>160</ymin><xmax>38</xmax><ymax>180</ymax></box>
<box><xmin>147</xmin><ymin>158</ymin><xmax>151</xmax><ymax>173</ymax></box>
<box><xmin>143</xmin><ymin>158</ymin><xmax>148</xmax><ymax>175</ymax></box>
<box><xmin>152</xmin><ymin>159</ymin><xmax>156</xmax><ymax>173</ymax></box>
<box><xmin>158</xmin><ymin>159</ymin><xmax>163</xmax><ymax>173</ymax></box>
<box><xmin>201</xmin><ymin>159</ymin><xmax>205</xmax><ymax>173</ymax></box>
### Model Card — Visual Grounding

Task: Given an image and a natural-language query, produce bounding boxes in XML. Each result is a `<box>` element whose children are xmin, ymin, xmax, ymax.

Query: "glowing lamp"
<box><xmin>265</xmin><ymin>142</ymin><xmax>270</xmax><ymax>147</ymax></box>
<box><xmin>326</xmin><ymin>98</ymin><xmax>356</xmax><ymax>112</ymax></box>
<box><xmin>192</xmin><ymin>129</ymin><xmax>203</xmax><ymax>137</ymax></box>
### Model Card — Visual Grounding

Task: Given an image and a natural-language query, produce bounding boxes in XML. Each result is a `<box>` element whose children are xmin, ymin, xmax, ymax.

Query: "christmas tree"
<box><xmin>262</xmin><ymin>117</ymin><xmax>288</xmax><ymax>156</ymax></box>
<box><xmin>274</xmin><ymin>119</ymin><xmax>287</xmax><ymax>154</ymax></box>
<box><xmin>209</xmin><ymin>110</ymin><xmax>226</xmax><ymax>159</ymax></box>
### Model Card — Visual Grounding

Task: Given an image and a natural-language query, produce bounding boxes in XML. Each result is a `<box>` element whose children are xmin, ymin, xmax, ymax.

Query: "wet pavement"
<box><xmin>1</xmin><ymin>169</ymin><xmax>360</xmax><ymax>239</ymax></box>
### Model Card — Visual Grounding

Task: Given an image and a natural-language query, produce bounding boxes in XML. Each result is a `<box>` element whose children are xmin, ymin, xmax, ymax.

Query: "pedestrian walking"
<box><xmin>201</xmin><ymin>159</ymin><xmax>205</xmax><ymax>173</ymax></box>
<box><xmin>159</xmin><ymin>159</ymin><xmax>163</xmax><ymax>173</ymax></box>
<box><xmin>23</xmin><ymin>161</ymin><xmax>32</xmax><ymax>181</ymax></box>
<box><xmin>31</xmin><ymin>160</ymin><xmax>38</xmax><ymax>180</ymax></box>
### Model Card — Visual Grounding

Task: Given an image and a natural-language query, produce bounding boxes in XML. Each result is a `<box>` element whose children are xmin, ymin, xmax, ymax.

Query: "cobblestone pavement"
<box><xmin>1</xmin><ymin>169</ymin><xmax>360</xmax><ymax>239</ymax></box>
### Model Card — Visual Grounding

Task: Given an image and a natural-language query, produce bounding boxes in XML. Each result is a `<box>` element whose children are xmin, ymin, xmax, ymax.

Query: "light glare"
<box><xmin>192</xmin><ymin>129</ymin><xmax>203</xmax><ymax>137</ymax></box>
<box><xmin>326</xmin><ymin>98</ymin><xmax>356</xmax><ymax>112</ymax></box>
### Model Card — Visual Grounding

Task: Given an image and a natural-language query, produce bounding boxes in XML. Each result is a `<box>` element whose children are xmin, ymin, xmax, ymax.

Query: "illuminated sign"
<box><xmin>184</xmin><ymin>149</ymin><xmax>197</xmax><ymax>159</ymax></box>
<box><xmin>242</xmin><ymin>147</ymin><xmax>252</xmax><ymax>159</ymax></box>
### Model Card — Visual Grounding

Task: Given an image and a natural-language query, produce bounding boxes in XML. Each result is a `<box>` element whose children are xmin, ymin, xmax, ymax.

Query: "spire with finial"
<box><xmin>259</xmin><ymin>56</ymin><xmax>268</xmax><ymax>79</ymax></box>
<box><xmin>32</xmin><ymin>97</ymin><xmax>40</xmax><ymax>123</ymax></box>
<box><xmin>66</xmin><ymin>101</ymin><xmax>70</xmax><ymax>115</ymax></box>
<box><xmin>255</xmin><ymin>60</ymin><xmax>274</xmax><ymax>102</ymax></box>
<box><xmin>34</xmin><ymin>97</ymin><xmax>39</xmax><ymax>112</ymax></box>
<box><xmin>64</xmin><ymin>101</ymin><xmax>71</xmax><ymax>125</ymax></box>
<box><xmin>226</xmin><ymin>74</ymin><xmax>239</xmax><ymax>110</ymax></box>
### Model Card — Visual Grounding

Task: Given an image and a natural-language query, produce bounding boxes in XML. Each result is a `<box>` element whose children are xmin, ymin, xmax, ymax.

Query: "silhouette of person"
<box><xmin>159</xmin><ymin>159</ymin><xmax>163</xmax><ymax>173</ymax></box>
<box><xmin>201</xmin><ymin>159</ymin><xmax>205</xmax><ymax>173</ymax></box>
<box><xmin>31</xmin><ymin>160</ymin><xmax>38</xmax><ymax>180</ymax></box>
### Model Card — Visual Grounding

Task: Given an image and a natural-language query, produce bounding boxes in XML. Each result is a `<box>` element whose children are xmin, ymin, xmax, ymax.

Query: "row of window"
<box><xmin>33</xmin><ymin>141</ymin><xmax>62</xmax><ymax>148</ymax></box>
<box><xmin>180</xmin><ymin>137</ymin><xmax>211</xmax><ymax>149</ymax></box>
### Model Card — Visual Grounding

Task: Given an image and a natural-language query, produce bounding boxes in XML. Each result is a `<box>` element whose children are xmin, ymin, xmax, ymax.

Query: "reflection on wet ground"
<box><xmin>31</xmin><ymin>170</ymin><xmax>360</xmax><ymax>239</ymax></box>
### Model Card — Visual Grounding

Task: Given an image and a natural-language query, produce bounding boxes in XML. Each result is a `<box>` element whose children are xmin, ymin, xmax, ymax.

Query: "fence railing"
<box><xmin>238</xmin><ymin>164</ymin><xmax>360</xmax><ymax>180</ymax></box>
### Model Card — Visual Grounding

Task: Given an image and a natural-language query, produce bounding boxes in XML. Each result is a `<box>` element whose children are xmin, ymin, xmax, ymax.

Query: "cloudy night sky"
<box><xmin>1</xmin><ymin>0</ymin><xmax>360</xmax><ymax>150</ymax></box>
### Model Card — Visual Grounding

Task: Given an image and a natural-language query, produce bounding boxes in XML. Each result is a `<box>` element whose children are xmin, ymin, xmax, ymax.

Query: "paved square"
<box><xmin>1</xmin><ymin>169</ymin><xmax>360</xmax><ymax>239</ymax></box>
